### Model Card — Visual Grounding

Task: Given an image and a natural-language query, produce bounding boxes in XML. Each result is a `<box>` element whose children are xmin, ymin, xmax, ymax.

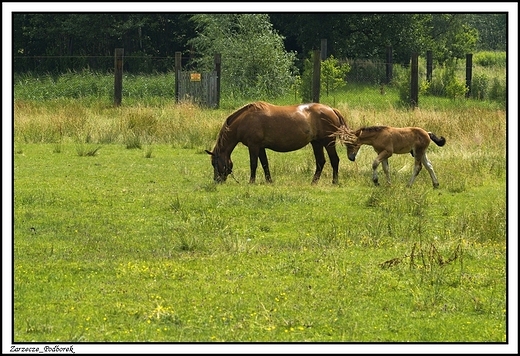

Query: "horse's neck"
<box><xmin>357</xmin><ymin>131</ymin><xmax>376</xmax><ymax>145</ymax></box>
<box><xmin>216</xmin><ymin>134</ymin><xmax>238</xmax><ymax>155</ymax></box>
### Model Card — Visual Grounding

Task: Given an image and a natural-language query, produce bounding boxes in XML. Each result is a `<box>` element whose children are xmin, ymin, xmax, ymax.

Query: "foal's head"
<box><xmin>339</xmin><ymin>129</ymin><xmax>361</xmax><ymax>162</ymax></box>
<box><xmin>205</xmin><ymin>150</ymin><xmax>233</xmax><ymax>183</ymax></box>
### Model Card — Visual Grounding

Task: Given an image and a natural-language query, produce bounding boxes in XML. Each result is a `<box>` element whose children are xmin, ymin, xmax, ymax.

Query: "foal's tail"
<box><xmin>428</xmin><ymin>132</ymin><xmax>446</xmax><ymax>147</ymax></box>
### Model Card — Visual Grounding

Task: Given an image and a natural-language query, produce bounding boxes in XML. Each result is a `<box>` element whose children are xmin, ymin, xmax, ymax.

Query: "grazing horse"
<box><xmin>205</xmin><ymin>101</ymin><xmax>349</xmax><ymax>184</ymax></box>
<box><xmin>338</xmin><ymin>125</ymin><xmax>446</xmax><ymax>188</ymax></box>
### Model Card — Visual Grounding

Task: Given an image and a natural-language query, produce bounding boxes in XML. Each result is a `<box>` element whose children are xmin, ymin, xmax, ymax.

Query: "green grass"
<box><xmin>12</xmin><ymin>141</ymin><xmax>506</xmax><ymax>343</ymax></box>
<box><xmin>10</xmin><ymin>69</ymin><xmax>509</xmax><ymax>346</ymax></box>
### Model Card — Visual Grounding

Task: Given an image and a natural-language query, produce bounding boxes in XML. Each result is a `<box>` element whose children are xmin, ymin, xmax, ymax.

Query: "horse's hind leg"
<box><xmin>311</xmin><ymin>142</ymin><xmax>326</xmax><ymax>184</ymax></box>
<box><xmin>422</xmin><ymin>154</ymin><xmax>439</xmax><ymax>188</ymax></box>
<box><xmin>258</xmin><ymin>148</ymin><xmax>272</xmax><ymax>183</ymax></box>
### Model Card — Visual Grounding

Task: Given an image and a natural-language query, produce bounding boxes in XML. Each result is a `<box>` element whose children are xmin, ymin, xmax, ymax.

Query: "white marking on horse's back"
<box><xmin>297</xmin><ymin>103</ymin><xmax>313</xmax><ymax>112</ymax></box>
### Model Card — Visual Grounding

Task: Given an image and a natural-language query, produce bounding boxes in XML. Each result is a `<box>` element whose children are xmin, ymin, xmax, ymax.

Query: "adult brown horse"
<box><xmin>337</xmin><ymin>125</ymin><xmax>446</xmax><ymax>188</ymax></box>
<box><xmin>205</xmin><ymin>101</ymin><xmax>349</xmax><ymax>184</ymax></box>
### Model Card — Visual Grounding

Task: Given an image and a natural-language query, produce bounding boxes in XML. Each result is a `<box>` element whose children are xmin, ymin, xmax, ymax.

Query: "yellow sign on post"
<box><xmin>190</xmin><ymin>73</ymin><xmax>201</xmax><ymax>82</ymax></box>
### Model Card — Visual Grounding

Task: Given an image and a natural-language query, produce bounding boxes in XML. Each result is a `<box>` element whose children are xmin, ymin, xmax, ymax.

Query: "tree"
<box><xmin>188</xmin><ymin>14</ymin><xmax>297</xmax><ymax>99</ymax></box>
<box><xmin>428</xmin><ymin>14</ymin><xmax>478</xmax><ymax>63</ymax></box>
<box><xmin>270</xmin><ymin>13</ymin><xmax>481</xmax><ymax>66</ymax></box>
<box><xmin>466</xmin><ymin>13</ymin><xmax>507</xmax><ymax>51</ymax></box>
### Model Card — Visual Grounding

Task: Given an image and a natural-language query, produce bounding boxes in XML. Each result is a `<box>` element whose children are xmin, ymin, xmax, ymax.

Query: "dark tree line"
<box><xmin>12</xmin><ymin>13</ymin><xmax>508</xmax><ymax>74</ymax></box>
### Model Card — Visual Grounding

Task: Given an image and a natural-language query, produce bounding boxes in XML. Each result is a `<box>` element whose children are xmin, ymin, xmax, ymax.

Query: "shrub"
<box><xmin>471</xmin><ymin>73</ymin><xmax>489</xmax><ymax>100</ymax></box>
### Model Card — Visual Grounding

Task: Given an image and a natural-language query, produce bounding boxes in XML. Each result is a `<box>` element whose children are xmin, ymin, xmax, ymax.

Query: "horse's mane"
<box><xmin>215</xmin><ymin>102</ymin><xmax>269</xmax><ymax>151</ymax></box>
<box><xmin>356</xmin><ymin>125</ymin><xmax>388</xmax><ymax>134</ymax></box>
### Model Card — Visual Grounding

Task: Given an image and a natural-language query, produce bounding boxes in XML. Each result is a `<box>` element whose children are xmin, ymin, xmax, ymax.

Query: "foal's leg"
<box><xmin>325</xmin><ymin>144</ymin><xmax>340</xmax><ymax>184</ymax></box>
<box><xmin>407</xmin><ymin>156</ymin><xmax>423</xmax><ymax>187</ymax></box>
<box><xmin>258</xmin><ymin>147</ymin><xmax>272</xmax><ymax>183</ymax></box>
<box><xmin>372</xmin><ymin>151</ymin><xmax>391</xmax><ymax>186</ymax></box>
<box><xmin>381</xmin><ymin>158</ymin><xmax>391</xmax><ymax>184</ymax></box>
<box><xmin>311</xmin><ymin>142</ymin><xmax>326</xmax><ymax>184</ymax></box>
<box><xmin>421</xmin><ymin>153</ymin><xmax>439</xmax><ymax>188</ymax></box>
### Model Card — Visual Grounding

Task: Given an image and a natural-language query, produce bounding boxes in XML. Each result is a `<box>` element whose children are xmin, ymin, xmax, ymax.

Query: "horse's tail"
<box><xmin>428</xmin><ymin>132</ymin><xmax>446</xmax><ymax>147</ymax></box>
<box><xmin>332</xmin><ymin>108</ymin><xmax>348</xmax><ymax>129</ymax></box>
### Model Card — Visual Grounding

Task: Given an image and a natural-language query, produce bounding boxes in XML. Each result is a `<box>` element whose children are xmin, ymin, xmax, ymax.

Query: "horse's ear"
<box><xmin>205</xmin><ymin>150</ymin><xmax>214</xmax><ymax>156</ymax></box>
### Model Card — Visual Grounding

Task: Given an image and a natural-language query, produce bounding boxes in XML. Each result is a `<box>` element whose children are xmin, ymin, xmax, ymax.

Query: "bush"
<box><xmin>471</xmin><ymin>73</ymin><xmax>489</xmax><ymax>100</ymax></box>
<box><xmin>300</xmin><ymin>54</ymin><xmax>351</xmax><ymax>102</ymax></box>
<box><xmin>473</xmin><ymin>51</ymin><xmax>506</xmax><ymax>68</ymax></box>
<box><xmin>488</xmin><ymin>77</ymin><xmax>506</xmax><ymax>102</ymax></box>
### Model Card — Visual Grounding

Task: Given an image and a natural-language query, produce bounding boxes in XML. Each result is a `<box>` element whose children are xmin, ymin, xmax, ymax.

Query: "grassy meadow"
<box><xmin>10</xmin><ymin>75</ymin><xmax>509</xmax><ymax>346</ymax></box>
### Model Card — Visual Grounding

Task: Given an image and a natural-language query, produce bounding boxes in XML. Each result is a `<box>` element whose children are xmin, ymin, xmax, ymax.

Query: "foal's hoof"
<box><xmin>433</xmin><ymin>183</ymin><xmax>439</xmax><ymax>189</ymax></box>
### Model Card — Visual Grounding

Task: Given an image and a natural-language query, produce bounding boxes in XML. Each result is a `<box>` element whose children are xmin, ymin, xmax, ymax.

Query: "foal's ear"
<box><xmin>205</xmin><ymin>150</ymin><xmax>214</xmax><ymax>156</ymax></box>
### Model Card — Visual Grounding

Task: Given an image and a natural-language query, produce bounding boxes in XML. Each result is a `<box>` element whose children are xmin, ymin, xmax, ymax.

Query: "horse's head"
<box><xmin>205</xmin><ymin>150</ymin><xmax>233</xmax><ymax>183</ymax></box>
<box><xmin>337</xmin><ymin>127</ymin><xmax>361</xmax><ymax>162</ymax></box>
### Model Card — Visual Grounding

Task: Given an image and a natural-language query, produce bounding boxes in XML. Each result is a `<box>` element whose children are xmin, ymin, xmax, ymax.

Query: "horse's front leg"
<box><xmin>372</xmin><ymin>151</ymin><xmax>391</xmax><ymax>186</ymax></box>
<box><xmin>258</xmin><ymin>148</ymin><xmax>272</xmax><ymax>183</ymax></box>
<box><xmin>248</xmin><ymin>148</ymin><xmax>259</xmax><ymax>184</ymax></box>
<box><xmin>371</xmin><ymin>159</ymin><xmax>380</xmax><ymax>186</ymax></box>
<box><xmin>381</xmin><ymin>159</ymin><xmax>391</xmax><ymax>184</ymax></box>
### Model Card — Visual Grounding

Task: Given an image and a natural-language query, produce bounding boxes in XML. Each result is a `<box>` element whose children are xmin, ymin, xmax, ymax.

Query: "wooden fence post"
<box><xmin>312</xmin><ymin>49</ymin><xmax>321</xmax><ymax>103</ymax></box>
<box><xmin>386</xmin><ymin>46</ymin><xmax>393</xmax><ymax>84</ymax></box>
<box><xmin>410</xmin><ymin>52</ymin><xmax>419</xmax><ymax>108</ymax></box>
<box><xmin>214</xmin><ymin>53</ymin><xmax>221</xmax><ymax>109</ymax></box>
<box><xmin>175</xmin><ymin>51</ymin><xmax>182</xmax><ymax>103</ymax></box>
<box><xmin>320</xmin><ymin>39</ymin><xmax>327</xmax><ymax>60</ymax></box>
<box><xmin>426</xmin><ymin>50</ymin><xmax>433</xmax><ymax>82</ymax></box>
<box><xmin>466</xmin><ymin>53</ymin><xmax>473</xmax><ymax>98</ymax></box>
<box><xmin>114</xmin><ymin>48</ymin><xmax>124</xmax><ymax>106</ymax></box>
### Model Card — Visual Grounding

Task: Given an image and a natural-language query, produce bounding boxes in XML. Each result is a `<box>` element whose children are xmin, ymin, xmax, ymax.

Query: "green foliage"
<box><xmin>300</xmin><ymin>54</ymin><xmax>351</xmax><ymax>102</ymax></box>
<box><xmin>321</xmin><ymin>56</ymin><xmax>351</xmax><ymax>96</ymax></box>
<box><xmin>488</xmin><ymin>77</ymin><xmax>507</xmax><ymax>102</ymax></box>
<box><xmin>345</xmin><ymin>58</ymin><xmax>386</xmax><ymax>85</ymax></box>
<box><xmin>428</xmin><ymin>15</ymin><xmax>479</xmax><ymax>63</ymax></box>
<box><xmin>445</xmin><ymin>77</ymin><xmax>469</xmax><ymax>100</ymax></box>
<box><xmin>470</xmin><ymin>73</ymin><xmax>489</xmax><ymax>100</ymax></box>
<box><xmin>188</xmin><ymin>14</ymin><xmax>297</xmax><ymax>100</ymax></box>
<box><xmin>473</xmin><ymin>51</ymin><xmax>507</xmax><ymax>68</ymax></box>
<box><xmin>13</xmin><ymin>12</ymin><xmax>508</xmax><ymax>76</ymax></box>
<box><xmin>466</xmin><ymin>14</ymin><xmax>507</xmax><ymax>51</ymax></box>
